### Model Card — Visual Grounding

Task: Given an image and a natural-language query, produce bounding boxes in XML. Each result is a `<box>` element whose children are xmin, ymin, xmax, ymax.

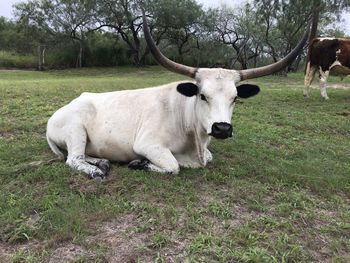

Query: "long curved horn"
<box><xmin>239</xmin><ymin>24</ymin><xmax>310</xmax><ymax>81</ymax></box>
<box><xmin>142</xmin><ymin>11</ymin><xmax>198</xmax><ymax>78</ymax></box>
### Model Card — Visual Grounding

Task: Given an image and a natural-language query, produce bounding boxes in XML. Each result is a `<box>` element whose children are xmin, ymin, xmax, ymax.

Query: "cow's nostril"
<box><xmin>212</xmin><ymin>123</ymin><xmax>221</xmax><ymax>133</ymax></box>
<box><xmin>223</xmin><ymin>125</ymin><xmax>231</xmax><ymax>132</ymax></box>
<box><xmin>210</xmin><ymin>122</ymin><xmax>232</xmax><ymax>139</ymax></box>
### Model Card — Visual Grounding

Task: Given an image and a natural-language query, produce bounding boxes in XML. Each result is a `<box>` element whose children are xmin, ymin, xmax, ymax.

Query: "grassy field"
<box><xmin>0</xmin><ymin>67</ymin><xmax>349</xmax><ymax>262</ymax></box>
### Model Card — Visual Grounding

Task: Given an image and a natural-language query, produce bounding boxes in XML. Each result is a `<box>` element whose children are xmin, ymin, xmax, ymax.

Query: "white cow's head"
<box><xmin>143</xmin><ymin>13</ymin><xmax>309</xmax><ymax>139</ymax></box>
<box><xmin>176</xmin><ymin>69</ymin><xmax>259</xmax><ymax>139</ymax></box>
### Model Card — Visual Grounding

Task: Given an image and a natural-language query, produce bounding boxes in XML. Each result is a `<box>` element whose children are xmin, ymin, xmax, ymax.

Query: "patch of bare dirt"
<box><xmin>0</xmin><ymin>242</ymin><xmax>13</xmax><ymax>263</ymax></box>
<box><xmin>309</xmin><ymin>82</ymin><xmax>350</xmax><ymax>90</ymax></box>
<box><xmin>48</xmin><ymin>244</ymin><xmax>95</xmax><ymax>263</ymax></box>
<box><xmin>84</xmin><ymin>213</ymin><xmax>148</xmax><ymax>263</ymax></box>
<box><xmin>0</xmin><ymin>240</ymin><xmax>45</xmax><ymax>263</ymax></box>
<box><xmin>156</xmin><ymin>238</ymin><xmax>190</xmax><ymax>263</ymax></box>
<box><xmin>8</xmin><ymin>204</ymin><xmax>190</xmax><ymax>262</ymax></box>
<box><xmin>328</xmin><ymin>83</ymin><xmax>350</xmax><ymax>89</ymax></box>
<box><xmin>0</xmin><ymin>213</ymin><xmax>148</xmax><ymax>262</ymax></box>
<box><xmin>0</xmin><ymin>131</ymin><xmax>17</xmax><ymax>140</ymax></box>
<box><xmin>83</xmin><ymin>210</ymin><xmax>194</xmax><ymax>263</ymax></box>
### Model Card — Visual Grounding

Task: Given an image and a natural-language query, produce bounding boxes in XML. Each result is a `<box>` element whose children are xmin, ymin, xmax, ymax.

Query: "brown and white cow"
<box><xmin>304</xmin><ymin>37</ymin><xmax>350</xmax><ymax>99</ymax></box>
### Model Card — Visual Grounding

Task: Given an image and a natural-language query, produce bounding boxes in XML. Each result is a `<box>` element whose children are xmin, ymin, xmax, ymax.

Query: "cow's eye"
<box><xmin>200</xmin><ymin>94</ymin><xmax>208</xmax><ymax>102</ymax></box>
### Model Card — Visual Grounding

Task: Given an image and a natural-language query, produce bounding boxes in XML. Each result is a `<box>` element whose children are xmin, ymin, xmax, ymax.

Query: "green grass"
<box><xmin>0</xmin><ymin>67</ymin><xmax>349</xmax><ymax>262</ymax></box>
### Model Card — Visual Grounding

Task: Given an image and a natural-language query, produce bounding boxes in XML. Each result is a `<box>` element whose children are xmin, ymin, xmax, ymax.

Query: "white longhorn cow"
<box><xmin>46</xmin><ymin>14</ymin><xmax>309</xmax><ymax>179</ymax></box>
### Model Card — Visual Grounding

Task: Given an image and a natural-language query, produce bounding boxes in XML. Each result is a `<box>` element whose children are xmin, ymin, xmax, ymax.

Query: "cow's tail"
<box><xmin>47</xmin><ymin>135</ymin><xmax>65</xmax><ymax>160</ymax></box>
<box><xmin>304</xmin><ymin>38</ymin><xmax>317</xmax><ymax>74</ymax></box>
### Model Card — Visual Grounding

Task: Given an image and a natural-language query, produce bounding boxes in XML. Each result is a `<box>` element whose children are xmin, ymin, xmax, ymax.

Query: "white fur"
<box><xmin>317</xmin><ymin>37</ymin><xmax>336</xmax><ymax>41</ymax></box>
<box><xmin>319</xmin><ymin>69</ymin><xmax>330</xmax><ymax>100</ymax></box>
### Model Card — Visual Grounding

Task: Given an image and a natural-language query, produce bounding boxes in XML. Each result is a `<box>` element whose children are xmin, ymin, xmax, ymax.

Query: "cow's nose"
<box><xmin>210</xmin><ymin>122</ymin><xmax>233</xmax><ymax>139</ymax></box>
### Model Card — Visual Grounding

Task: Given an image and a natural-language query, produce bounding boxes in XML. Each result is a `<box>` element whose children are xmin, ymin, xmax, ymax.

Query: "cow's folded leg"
<box><xmin>128</xmin><ymin>159</ymin><xmax>150</xmax><ymax>170</ymax></box>
<box><xmin>66</xmin><ymin>155</ymin><xmax>105</xmax><ymax>180</ymax></box>
<box><xmin>133</xmin><ymin>143</ymin><xmax>180</xmax><ymax>174</ymax></box>
<box><xmin>85</xmin><ymin>156</ymin><xmax>110</xmax><ymax>174</ymax></box>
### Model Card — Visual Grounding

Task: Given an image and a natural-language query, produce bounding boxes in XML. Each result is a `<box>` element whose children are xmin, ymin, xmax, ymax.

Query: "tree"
<box><xmin>93</xmin><ymin>0</ymin><xmax>203</xmax><ymax>66</ymax></box>
<box><xmin>204</xmin><ymin>4</ymin><xmax>262</xmax><ymax>70</ymax></box>
<box><xmin>0</xmin><ymin>16</ymin><xmax>45</xmax><ymax>54</ymax></box>
<box><xmin>152</xmin><ymin>0</ymin><xmax>203</xmax><ymax>63</ymax></box>
<box><xmin>92</xmin><ymin>0</ymin><xmax>147</xmax><ymax>66</ymax></box>
<box><xmin>252</xmin><ymin>0</ymin><xmax>350</xmax><ymax>72</ymax></box>
<box><xmin>252</xmin><ymin>0</ymin><xmax>313</xmax><ymax>72</ymax></box>
<box><xmin>14</xmin><ymin>0</ymin><xmax>95</xmax><ymax>67</ymax></box>
<box><xmin>308</xmin><ymin>0</ymin><xmax>350</xmax><ymax>41</ymax></box>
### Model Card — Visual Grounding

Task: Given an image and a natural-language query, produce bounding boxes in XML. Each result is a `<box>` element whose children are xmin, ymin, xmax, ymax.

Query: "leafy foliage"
<box><xmin>0</xmin><ymin>0</ymin><xmax>348</xmax><ymax>69</ymax></box>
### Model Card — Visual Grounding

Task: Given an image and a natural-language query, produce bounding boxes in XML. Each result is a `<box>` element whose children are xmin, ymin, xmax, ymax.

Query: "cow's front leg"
<box><xmin>303</xmin><ymin>63</ymin><xmax>317</xmax><ymax>98</ymax></box>
<box><xmin>65</xmin><ymin>126</ymin><xmax>106</xmax><ymax>180</ymax></box>
<box><xmin>132</xmin><ymin>143</ymin><xmax>180</xmax><ymax>174</ymax></box>
<box><xmin>85</xmin><ymin>156</ymin><xmax>110</xmax><ymax>174</ymax></box>
<box><xmin>319</xmin><ymin>69</ymin><xmax>330</xmax><ymax>100</ymax></box>
<box><xmin>205</xmin><ymin>148</ymin><xmax>213</xmax><ymax>163</ymax></box>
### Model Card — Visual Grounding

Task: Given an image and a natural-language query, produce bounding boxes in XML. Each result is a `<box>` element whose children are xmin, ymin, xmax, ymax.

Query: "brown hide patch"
<box><xmin>337</xmin><ymin>40</ymin><xmax>350</xmax><ymax>68</ymax></box>
<box><xmin>330</xmin><ymin>64</ymin><xmax>350</xmax><ymax>76</ymax></box>
<box><xmin>309</xmin><ymin>38</ymin><xmax>339</xmax><ymax>71</ymax></box>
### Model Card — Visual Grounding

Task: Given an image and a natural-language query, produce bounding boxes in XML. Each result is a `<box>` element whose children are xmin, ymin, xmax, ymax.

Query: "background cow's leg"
<box><xmin>65</xmin><ymin>126</ymin><xmax>105</xmax><ymax>179</ymax></box>
<box><xmin>303</xmin><ymin>63</ymin><xmax>317</xmax><ymax>97</ymax></box>
<box><xmin>133</xmin><ymin>142</ymin><xmax>179</xmax><ymax>174</ymax></box>
<box><xmin>319</xmin><ymin>69</ymin><xmax>330</xmax><ymax>100</ymax></box>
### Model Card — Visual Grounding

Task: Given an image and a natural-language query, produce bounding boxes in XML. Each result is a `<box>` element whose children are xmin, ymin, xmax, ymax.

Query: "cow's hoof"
<box><xmin>89</xmin><ymin>170</ymin><xmax>105</xmax><ymax>181</ymax></box>
<box><xmin>128</xmin><ymin>159</ymin><xmax>150</xmax><ymax>170</ymax></box>
<box><xmin>93</xmin><ymin>176</ymin><xmax>104</xmax><ymax>182</ymax></box>
<box><xmin>98</xmin><ymin>160</ymin><xmax>110</xmax><ymax>174</ymax></box>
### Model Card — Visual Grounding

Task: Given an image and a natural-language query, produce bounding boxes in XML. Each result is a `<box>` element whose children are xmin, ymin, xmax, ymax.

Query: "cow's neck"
<box><xmin>187</xmin><ymin>98</ymin><xmax>211</xmax><ymax>164</ymax></box>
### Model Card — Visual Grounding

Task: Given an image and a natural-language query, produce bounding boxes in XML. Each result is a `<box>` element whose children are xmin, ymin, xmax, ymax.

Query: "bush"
<box><xmin>84</xmin><ymin>32</ymin><xmax>129</xmax><ymax>67</ymax></box>
<box><xmin>45</xmin><ymin>46</ymin><xmax>78</xmax><ymax>69</ymax></box>
<box><xmin>0</xmin><ymin>50</ymin><xmax>36</xmax><ymax>69</ymax></box>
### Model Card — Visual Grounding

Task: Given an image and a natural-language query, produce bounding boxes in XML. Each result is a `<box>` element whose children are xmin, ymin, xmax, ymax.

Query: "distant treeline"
<box><xmin>0</xmin><ymin>0</ymin><xmax>348</xmax><ymax>70</ymax></box>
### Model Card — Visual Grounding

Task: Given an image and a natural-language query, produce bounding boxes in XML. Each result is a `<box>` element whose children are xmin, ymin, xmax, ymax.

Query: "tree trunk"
<box><xmin>231</xmin><ymin>44</ymin><xmax>248</xmax><ymax>70</ymax></box>
<box><xmin>76</xmin><ymin>44</ymin><xmax>83</xmax><ymax>68</ymax></box>
<box><xmin>178</xmin><ymin>46</ymin><xmax>184</xmax><ymax>64</ymax></box>
<box><xmin>238</xmin><ymin>57</ymin><xmax>248</xmax><ymax>70</ymax></box>
<box><xmin>293</xmin><ymin>55</ymin><xmax>302</xmax><ymax>72</ymax></box>
<box><xmin>140</xmin><ymin>47</ymin><xmax>150</xmax><ymax>65</ymax></box>
<box><xmin>309</xmin><ymin>2</ymin><xmax>320</xmax><ymax>42</ymax></box>
<box><xmin>42</xmin><ymin>47</ymin><xmax>46</xmax><ymax>66</ymax></box>
<box><xmin>131</xmin><ymin>50</ymin><xmax>142</xmax><ymax>66</ymax></box>
<box><xmin>37</xmin><ymin>45</ymin><xmax>43</xmax><ymax>71</ymax></box>
<box><xmin>304</xmin><ymin>1</ymin><xmax>320</xmax><ymax>72</ymax></box>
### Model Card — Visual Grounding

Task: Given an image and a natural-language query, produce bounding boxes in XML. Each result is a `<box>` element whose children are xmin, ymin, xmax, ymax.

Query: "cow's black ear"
<box><xmin>236</xmin><ymin>84</ymin><xmax>260</xmax><ymax>98</ymax></box>
<box><xmin>177</xmin><ymin>82</ymin><xmax>199</xmax><ymax>97</ymax></box>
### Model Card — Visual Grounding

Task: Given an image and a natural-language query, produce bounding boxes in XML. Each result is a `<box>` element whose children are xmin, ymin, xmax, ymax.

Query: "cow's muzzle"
<box><xmin>209</xmin><ymin>122</ymin><xmax>233</xmax><ymax>139</ymax></box>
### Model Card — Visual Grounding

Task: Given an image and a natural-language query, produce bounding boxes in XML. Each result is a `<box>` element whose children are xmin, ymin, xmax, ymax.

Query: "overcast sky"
<box><xmin>0</xmin><ymin>0</ymin><xmax>349</xmax><ymax>34</ymax></box>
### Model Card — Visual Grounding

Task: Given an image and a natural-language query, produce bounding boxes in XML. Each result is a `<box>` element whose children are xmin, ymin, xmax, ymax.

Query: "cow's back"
<box><xmin>308</xmin><ymin>38</ymin><xmax>340</xmax><ymax>71</ymax></box>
